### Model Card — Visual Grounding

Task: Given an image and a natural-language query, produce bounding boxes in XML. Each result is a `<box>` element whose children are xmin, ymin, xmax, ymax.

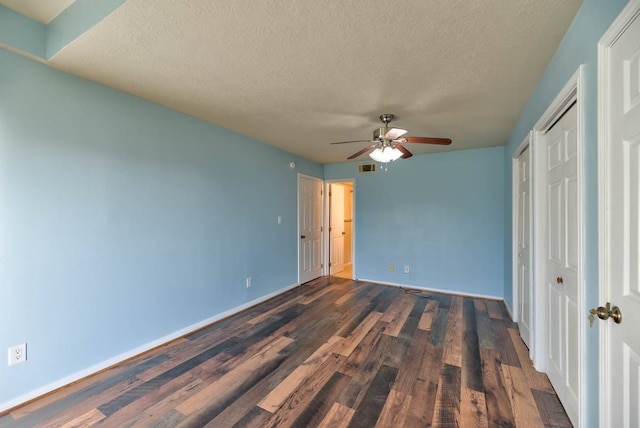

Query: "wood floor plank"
<box><xmin>392</xmin><ymin>328</ymin><xmax>430</xmax><ymax>394</ymax></box>
<box><xmin>58</xmin><ymin>408</ymin><xmax>105</xmax><ymax>427</ymax></box>
<box><xmin>474</xmin><ymin>299</ymin><xmax>487</xmax><ymax>311</ymax></box>
<box><xmin>317</xmin><ymin>402</ymin><xmax>355</xmax><ymax>428</ymax></box>
<box><xmin>531</xmin><ymin>389</ymin><xmax>573</xmax><ymax>428</ymax></box>
<box><xmin>258</xmin><ymin>336</ymin><xmax>342</xmax><ymax>413</ymax></box>
<box><xmin>338</xmin><ymin>320</ymin><xmax>389</xmax><ymax>378</ymax></box>
<box><xmin>486</xmin><ymin>299</ymin><xmax>504</xmax><ymax>319</ymax></box>
<box><xmin>501</xmin><ymin>364</ymin><xmax>545</xmax><ymax>428</ymax></box>
<box><xmin>375</xmin><ymin>388</ymin><xmax>412</xmax><ymax>427</ymax></box>
<box><xmin>337</xmin><ymin>333</ymin><xmax>394</xmax><ymax>409</ymax></box>
<box><xmin>347</xmin><ymin>364</ymin><xmax>398</xmax><ymax>428</ymax></box>
<box><xmin>379</xmin><ymin>293</ymin><xmax>412</xmax><ymax>323</ymax></box>
<box><xmin>508</xmin><ymin>328</ymin><xmax>555</xmax><ymax>393</ymax></box>
<box><xmin>418</xmin><ymin>298</ymin><xmax>439</xmax><ymax>331</ymax></box>
<box><xmin>1</xmin><ymin>278</ymin><xmax>572</xmax><ymax>428</ymax></box>
<box><xmin>8</xmin><ymin>353</ymin><xmax>170</xmax><ymax>426</ymax></box>
<box><xmin>431</xmin><ymin>363</ymin><xmax>462</xmax><ymax>427</ymax></box>
<box><xmin>442</xmin><ymin>295</ymin><xmax>464</xmax><ymax>367</ymax></box>
<box><xmin>385</xmin><ymin>298</ymin><xmax>415</xmax><ymax>337</ymax></box>
<box><xmin>175</xmin><ymin>336</ymin><xmax>293</xmax><ymax>422</ymax></box>
<box><xmin>229</xmin><ymin>406</ymin><xmax>273</xmax><ymax>428</ymax></box>
<box><xmin>397</xmin><ymin>296</ymin><xmax>428</xmax><ymax>340</ymax></box>
<box><xmin>404</xmin><ymin>341</ymin><xmax>444</xmax><ymax>427</ymax></box>
<box><xmin>491</xmin><ymin>318</ymin><xmax>521</xmax><ymax>368</ymax></box>
<box><xmin>335</xmin><ymin>311</ymin><xmax>383</xmax><ymax>357</ymax></box>
<box><xmin>335</xmin><ymin>290</ymin><xmax>356</xmax><ymax>306</ymax></box>
<box><xmin>101</xmin><ymin>379</ymin><xmax>201</xmax><ymax>427</ymax></box>
<box><xmin>263</xmin><ymin>353</ymin><xmax>347</xmax><ymax>428</ymax></box>
<box><xmin>475</xmin><ymin>305</ymin><xmax>498</xmax><ymax>350</ymax></box>
<box><xmin>462</xmin><ymin>297</ymin><xmax>484</xmax><ymax>392</ymax></box>
<box><xmin>285</xmin><ymin>371</ymin><xmax>352</xmax><ymax>428</ymax></box>
<box><xmin>429</xmin><ymin>306</ymin><xmax>450</xmax><ymax>347</ymax></box>
<box><xmin>480</xmin><ymin>348</ymin><xmax>516</xmax><ymax>427</ymax></box>
<box><xmin>460</xmin><ymin>386</ymin><xmax>489</xmax><ymax>428</ymax></box>
<box><xmin>246</xmin><ymin>294</ymin><xmax>306</xmax><ymax>325</ymax></box>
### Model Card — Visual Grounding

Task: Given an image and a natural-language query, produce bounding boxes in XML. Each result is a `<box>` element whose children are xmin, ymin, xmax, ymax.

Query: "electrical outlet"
<box><xmin>8</xmin><ymin>343</ymin><xmax>27</xmax><ymax>366</ymax></box>
<box><xmin>404</xmin><ymin>265</ymin><xmax>410</xmax><ymax>274</ymax></box>
<box><xmin>246</xmin><ymin>277</ymin><xmax>252</xmax><ymax>288</ymax></box>
<box><xmin>388</xmin><ymin>264</ymin><xmax>394</xmax><ymax>272</ymax></box>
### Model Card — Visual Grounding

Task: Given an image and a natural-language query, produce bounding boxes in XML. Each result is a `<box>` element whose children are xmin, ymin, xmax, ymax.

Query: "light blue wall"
<box><xmin>325</xmin><ymin>147</ymin><xmax>505</xmax><ymax>298</ymax></box>
<box><xmin>0</xmin><ymin>48</ymin><xmax>321</xmax><ymax>406</ymax></box>
<box><xmin>0</xmin><ymin>1</ymin><xmax>125</xmax><ymax>61</ymax></box>
<box><xmin>502</xmin><ymin>0</ymin><xmax>628</xmax><ymax>425</ymax></box>
<box><xmin>0</xmin><ymin>6</ymin><xmax>45</xmax><ymax>58</ymax></box>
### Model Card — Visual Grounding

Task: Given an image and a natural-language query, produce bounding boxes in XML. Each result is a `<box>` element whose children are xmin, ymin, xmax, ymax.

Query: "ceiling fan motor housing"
<box><xmin>373</xmin><ymin>127</ymin><xmax>390</xmax><ymax>140</ymax></box>
<box><xmin>373</xmin><ymin>114</ymin><xmax>394</xmax><ymax>140</ymax></box>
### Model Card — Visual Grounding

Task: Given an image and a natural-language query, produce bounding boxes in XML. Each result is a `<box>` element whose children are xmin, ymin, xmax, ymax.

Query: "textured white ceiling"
<box><xmin>45</xmin><ymin>0</ymin><xmax>581</xmax><ymax>163</ymax></box>
<box><xmin>0</xmin><ymin>0</ymin><xmax>75</xmax><ymax>23</ymax></box>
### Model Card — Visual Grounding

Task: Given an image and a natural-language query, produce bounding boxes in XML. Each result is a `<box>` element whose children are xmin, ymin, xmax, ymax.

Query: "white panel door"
<box><xmin>600</xmin><ymin>9</ymin><xmax>640</xmax><ymax>427</ymax></box>
<box><xmin>544</xmin><ymin>102</ymin><xmax>580</xmax><ymax>423</ymax></box>
<box><xmin>330</xmin><ymin>184</ymin><xmax>345</xmax><ymax>275</ymax></box>
<box><xmin>298</xmin><ymin>175</ymin><xmax>322</xmax><ymax>284</ymax></box>
<box><xmin>516</xmin><ymin>146</ymin><xmax>532</xmax><ymax>348</ymax></box>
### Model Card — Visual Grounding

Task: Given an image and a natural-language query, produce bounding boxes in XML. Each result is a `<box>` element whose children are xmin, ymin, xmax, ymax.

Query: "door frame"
<box><xmin>531</xmin><ymin>65</ymin><xmax>586</xmax><ymax>425</ymax></box>
<box><xmin>324</xmin><ymin>179</ymin><xmax>355</xmax><ymax>278</ymax></box>
<box><xmin>512</xmin><ymin>132</ymin><xmax>534</xmax><ymax>357</ymax></box>
<box><xmin>297</xmin><ymin>173</ymin><xmax>324</xmax><ymax>284</ymax></box>
<box><xmin>597</xmin><ymin>2</ymin><xmax>640</xmax><ymax>425</ymax></box>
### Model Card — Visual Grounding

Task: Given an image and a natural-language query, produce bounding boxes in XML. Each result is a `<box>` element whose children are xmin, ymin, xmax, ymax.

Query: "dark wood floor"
<box><xmin>0</xmin><ymin>277</ymin><xmax>572</xmax><ymax>427</ymax></box>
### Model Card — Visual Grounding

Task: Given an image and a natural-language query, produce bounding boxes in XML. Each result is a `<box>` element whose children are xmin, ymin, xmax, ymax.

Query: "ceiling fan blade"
<box><xmin>384</xmin><ymin>128</ymin><xmax>408</xmax><ymax>139</ymax></box>
<box><xmin>395</xmin><ymin>144</ymin><xmax>413</xmax><ymax>159</ymax></box>
<box><xmin>403</xmin><ymin>137</ymin><xmax>452</xmax><ymax>145</ymax></box>
<box><xmin>347</xmin><ymin>144</ymin><xmax>376</xmax><ymax>159</ymax></box>
<box><xmin>331</xmin><ymin>139</ymin><xmax>374</xmax><ymax>145</ymax></box>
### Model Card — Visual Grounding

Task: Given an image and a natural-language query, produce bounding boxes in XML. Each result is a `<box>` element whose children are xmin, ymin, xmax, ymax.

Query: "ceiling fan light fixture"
<box><xmin>369</xmin><ymin>146</ymin><xmax>402</xmax><ymax>163</ymax></box>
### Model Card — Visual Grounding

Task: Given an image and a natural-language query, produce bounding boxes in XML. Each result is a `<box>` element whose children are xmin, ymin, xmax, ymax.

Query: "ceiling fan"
<box><xmin>331</xmin><ymin>114</ymin><xmax>451</xmax><ymax>162</ymax></box>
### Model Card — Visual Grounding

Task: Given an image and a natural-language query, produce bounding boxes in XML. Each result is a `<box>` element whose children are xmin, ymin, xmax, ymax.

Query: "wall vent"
<box><xmin>358</xmin><ymin>163</ymin><xmax>376</xmax><ymax>173</ymax></box>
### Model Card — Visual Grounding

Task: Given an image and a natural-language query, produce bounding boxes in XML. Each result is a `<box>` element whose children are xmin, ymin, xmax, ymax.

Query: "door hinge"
<box><xmin>329</xmin><ymin>262</ymin><xmax>332</xmax><ymax>267</ymax></box>
<box><xmin>320</xmin><ymin>226</ymin><xmax>323</xmax><ymax>232</ymax></box>
<box><xmin>321</xmin><ymin>263</ymin><xmax>324</xmax><ymax>269</ymax></box>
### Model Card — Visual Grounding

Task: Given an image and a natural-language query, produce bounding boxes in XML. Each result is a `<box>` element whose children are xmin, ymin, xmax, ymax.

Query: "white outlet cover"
<box><xmin>8</xmin><ymin>343</ymin><xmax>27</xmax><ymax>366</ymax></box>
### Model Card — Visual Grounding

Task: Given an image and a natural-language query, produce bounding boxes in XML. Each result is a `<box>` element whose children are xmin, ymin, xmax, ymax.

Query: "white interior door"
<box><xmin>516</xmin><ymin>145</ymin><xmax>532</xmax><ymax>348</ymax></box>
<box><xmin>298</xmin><ymin>175</ymin><xmax>322</xmax><ymax>284</ymax></box>
<box><xmin>330</xmin><ymin>184</ymin><xmax>345</xmax><ymax>275</ymax></box>
<box><xmin>599</xmin><ymin>6</ymin><xmax>640</xmax><ymax>427</ymax></box>
<box><xmin>543</xmin><ymin>102</ymin><xmax>580</xmax><ymax>423</ymax></box>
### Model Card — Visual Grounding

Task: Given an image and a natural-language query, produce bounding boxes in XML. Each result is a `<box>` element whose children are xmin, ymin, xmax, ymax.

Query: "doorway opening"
<box><xmin>326</xmin><ymin>181</ymin><xmax>354</xmax><ymax>279</ymax></box>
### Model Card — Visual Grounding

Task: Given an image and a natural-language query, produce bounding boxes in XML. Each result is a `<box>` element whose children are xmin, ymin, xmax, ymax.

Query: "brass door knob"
<box><xmin>589</xmin><ymin>302</ymin><xmax>622</xmax><ymax>324</ymax></box>
<box><xmin>556</xmin><ymin>276</ymin><xmax>564</xmax><ymax>285</ymax></box>
<box><xmin>300</xmin><ymin>235</ymin><xmax>306</xmax><ymax>239</ymax></box>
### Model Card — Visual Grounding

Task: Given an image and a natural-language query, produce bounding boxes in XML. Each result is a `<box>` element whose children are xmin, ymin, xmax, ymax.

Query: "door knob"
<box><xmin>589</xmin><ymin>302</ymin><xmax>622</xmax><ymax>324</ymax></box>
<box><xmin>556</xmin><ymin>276</ymin><xmax>564</xmax><ymax>285</ymax></box>
<box><xmin>342</xmin><ymin>231</ymin><xmax>346</xmax><ymax>235</ymax></box>
<box><xmin>300</xmin><ymin>235</ymin><xmax>306</xmax><ymax>239</ymax></box>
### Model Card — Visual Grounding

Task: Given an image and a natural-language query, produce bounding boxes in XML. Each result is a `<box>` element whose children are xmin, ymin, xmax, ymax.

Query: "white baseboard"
<box><xmin>357</xmin><ymin>278</ymin><xmax>503</xmax><ymax>301</ymax></box>
<box><xmin>0</xmin><ymin>282</ymin><xmax>301</xmax><ymax>414</ymax></box>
